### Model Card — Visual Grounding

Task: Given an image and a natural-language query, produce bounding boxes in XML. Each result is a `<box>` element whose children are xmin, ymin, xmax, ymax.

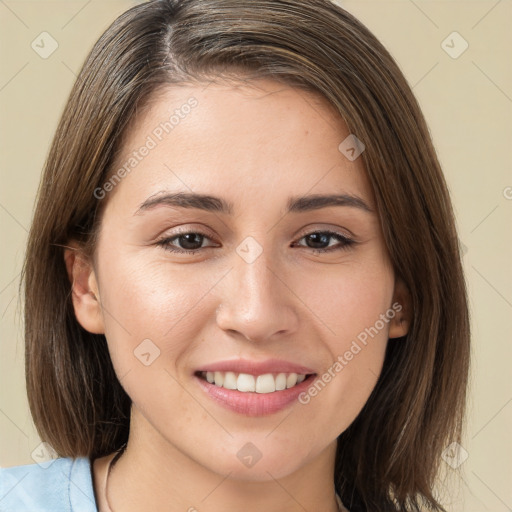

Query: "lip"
<box><xmin>195</xmin><ymin>357</ymin><xmax>316</xmax><ymax>376</ymax></box>
<box><xmin>195</xmin><ymin>372</ymin><xmax>317</xmax><ymax>416</ymax></box>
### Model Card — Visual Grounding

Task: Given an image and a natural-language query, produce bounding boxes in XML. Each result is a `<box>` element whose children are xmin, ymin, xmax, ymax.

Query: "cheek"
<box><xmin>297</xmin><ymin>256</ymin><xmax>394</xmax><ymax>348</ymax></box>
<box><xmin>95</xmin><ymin>253</ymin><xmax>217</xmax><ymax>372</ymax></box>
<box><xmin>293</xmin><ymin>260</ymin><xmax>394</xmax><ymax>430</ymax></box>
<box><xmin>94</xmin><ymin>254</ymin><xmax>216</xmax><ymax>425</ymax></box>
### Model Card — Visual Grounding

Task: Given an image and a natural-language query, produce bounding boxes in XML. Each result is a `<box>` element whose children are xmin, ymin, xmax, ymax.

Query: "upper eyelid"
<box><xmin>159</xmin><ymin>221</ymin><xmax>355</xmax><ymax>239</ymax></box>
<box><xmin>296</xmin><ymin>230</ymin><xmax>352</xmax><ymax>240</ymax></box>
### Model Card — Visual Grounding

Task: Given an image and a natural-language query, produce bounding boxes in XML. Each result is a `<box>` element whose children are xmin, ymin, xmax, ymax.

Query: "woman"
<box><xmin>0</xmin><ymin>0</ymin><xmax>470</xmax><ymax>511</ymax></box>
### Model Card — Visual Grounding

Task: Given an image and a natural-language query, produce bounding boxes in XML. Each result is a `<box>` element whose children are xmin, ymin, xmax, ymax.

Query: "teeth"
<box><xmin>201</xmin><ymin>371</ymin><xmax>309</xmax><ymax>393</ymax></box>
<box><xmin>237</xmin><ymin>373</ymin><xmax>255</xmax><ymax>392</ymax></box>
<box><xmin>256</xmin><ymin>374</ymin><xmax>275</xmax><ymax>393</ymax></box>
<box><xmin>214</xmin><ymin>371</ymin><xmax>224</xmax><ymax>386</ymax></box>
<box><xmin>286</xmin><ymin>373</ymin><xmax>298</xmax><ymax>388</ymax></box>
<box><xmin>223</xmin><ymin>371</ymin><xmax>237</xmax><ymax>390</ymax></box>
<box><xmin>275</xmin><ymin>373</ymin><xmax>287</xmax><ymax>391</ymax></box>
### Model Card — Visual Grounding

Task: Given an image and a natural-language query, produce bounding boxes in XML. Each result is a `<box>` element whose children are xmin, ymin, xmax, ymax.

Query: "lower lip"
<box><xmin>195</xmin><ymin>374</ymin><xmax>316</xmax><ymax>416</ymax></box>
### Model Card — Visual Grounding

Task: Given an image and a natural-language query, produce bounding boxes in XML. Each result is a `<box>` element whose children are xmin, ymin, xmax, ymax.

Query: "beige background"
<box><xmin>1</xmin><ymin>1</ymin><xmax>511</xmax><ymax>510</ymax></box>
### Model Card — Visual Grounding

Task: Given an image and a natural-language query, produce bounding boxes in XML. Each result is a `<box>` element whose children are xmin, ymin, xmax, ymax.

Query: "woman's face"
<box><xmin>73</xmin><ymin>78</ymin><xmax>408</xmax><ymax>480</ymax></box>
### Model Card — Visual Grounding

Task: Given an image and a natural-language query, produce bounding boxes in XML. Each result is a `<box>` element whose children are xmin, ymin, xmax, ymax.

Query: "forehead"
<box><xmin>105</xmin><ymin>78</ymin><xmax>375</xmax><ymax>214</ymax></box>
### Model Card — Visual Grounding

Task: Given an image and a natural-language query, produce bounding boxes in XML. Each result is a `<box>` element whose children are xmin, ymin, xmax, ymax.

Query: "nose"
<box><xmin>215</xmin><ymin>245</ymin><xmax>299</xmax><ymax>343</ymax></box>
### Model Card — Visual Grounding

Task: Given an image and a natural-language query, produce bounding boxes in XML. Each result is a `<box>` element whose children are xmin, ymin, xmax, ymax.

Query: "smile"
<box><xmin>197</xmin><ymin>370</ymin><xmax>310</xmax><ymax>393</ymax></box>
<box><xmin>194</xmin><ymin>365</ymin><xmax>317</xmax><ymax>416</ymax></box>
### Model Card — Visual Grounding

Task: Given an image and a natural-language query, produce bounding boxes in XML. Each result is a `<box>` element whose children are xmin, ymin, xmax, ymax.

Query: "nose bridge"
<box><xmin>236</xmin><ymin>242</ymin><xmax>278</xmax><ymax>307</ymax></box>
<box><xmin>216</xmin><ymin>238</ymin><xmax>297</xmax><ymax>341</ymax></box>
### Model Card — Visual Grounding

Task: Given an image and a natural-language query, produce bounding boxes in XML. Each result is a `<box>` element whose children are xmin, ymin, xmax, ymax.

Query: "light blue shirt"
<box><xmin>0</xmin><ymin>457</ymin><xmax>97</xmax><ymax>512</ymax></box>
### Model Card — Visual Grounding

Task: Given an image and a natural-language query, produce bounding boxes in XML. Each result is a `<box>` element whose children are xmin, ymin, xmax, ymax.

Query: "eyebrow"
<box><xmin>135</xmin><ymin>191</ymin><xmax>373</xmax><ymax>216</ymax></box>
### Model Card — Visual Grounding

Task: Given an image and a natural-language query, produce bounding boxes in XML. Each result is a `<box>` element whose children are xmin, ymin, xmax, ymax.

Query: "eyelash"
<box><xmin>155</xmin><ymin>229</ymin><xmax>355</xmax><ymax>255</ymax></box>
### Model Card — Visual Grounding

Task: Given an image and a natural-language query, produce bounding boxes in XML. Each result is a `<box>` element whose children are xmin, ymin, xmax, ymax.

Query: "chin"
<box><xmin>192</xmin><ymin>438</ymin><xmax>315</xmax><ymax>482</ymax></box>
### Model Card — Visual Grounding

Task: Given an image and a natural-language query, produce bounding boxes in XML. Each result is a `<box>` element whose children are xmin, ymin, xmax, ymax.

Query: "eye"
<box><xmin>156</xmin><ymin>230</ymin><xmax>217</xmax><ymax>254</ymax></box>
<box><xmin>293</xmin><ymin>230</ymin><xmax>355</xmax><ymax>254</ymax></box>
<box><xmin>156</xmin><ymin>229</ymin><xmax>355</xmax><ymax>255</ymax></box>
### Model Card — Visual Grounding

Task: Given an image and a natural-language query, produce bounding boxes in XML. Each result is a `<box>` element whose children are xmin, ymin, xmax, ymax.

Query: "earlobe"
<box><xmin>388</xmin><ymin>277</ymin><xmax>411</xmax><ymax>339</ymax></box>
<box><xmin>64</xmin><ymin>245</ymin><xmax>104</xmax><ymax>334</ymax></box>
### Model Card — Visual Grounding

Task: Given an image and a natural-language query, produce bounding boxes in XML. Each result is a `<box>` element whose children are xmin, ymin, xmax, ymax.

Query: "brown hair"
<box><xmin>23</xmin><ymin>0</ymin><xmax>470</xmax><ymax>510</ymax></box>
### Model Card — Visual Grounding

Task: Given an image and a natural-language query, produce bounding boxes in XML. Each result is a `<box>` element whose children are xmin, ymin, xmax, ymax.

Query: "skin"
<box><xmin>65</xmin><ymin>78</ymin><xmax>410</xmax><ymax>512</ymax></box>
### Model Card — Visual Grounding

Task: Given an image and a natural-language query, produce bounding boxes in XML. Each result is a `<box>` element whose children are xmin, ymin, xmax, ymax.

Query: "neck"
<box><xmin>97</xmin><ymin>408</ymin><xmax>341</xmax><ymax>512</ymax></box>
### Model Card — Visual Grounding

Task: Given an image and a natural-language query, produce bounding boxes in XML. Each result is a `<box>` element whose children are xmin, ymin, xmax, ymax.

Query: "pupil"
<box><xmin>180</xmin><ymin>233</ymin><xmax>202</xmax><ymax>250</ymax></box>
<box><xmin>308</xmin><ymin>233</ymin><xmax>328</xmax><ymax>248</ymax></box>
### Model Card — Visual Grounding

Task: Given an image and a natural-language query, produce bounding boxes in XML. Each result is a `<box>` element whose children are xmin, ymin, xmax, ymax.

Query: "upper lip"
<box><xmin>195</xmin><ymin>358</ymin><xmax>316</xmax><ymax>376</ymax></box>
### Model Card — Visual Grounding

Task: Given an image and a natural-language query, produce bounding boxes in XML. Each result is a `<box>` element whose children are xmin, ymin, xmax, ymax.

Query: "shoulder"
<box><xmin>0</xmin><ymin>456</ymin><xmax>97</xmax><ymax>512</ymax></box>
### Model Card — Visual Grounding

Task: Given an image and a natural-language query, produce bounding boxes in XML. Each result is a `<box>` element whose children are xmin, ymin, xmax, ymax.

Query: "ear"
<box><xmin>388</xmin><ymin>277</ymin><xmax>411</xmax><ymax>339</ymax></box>
<box><xmin>63</xmin><ymin>244</ymin><xmax>104</xmax><ymax>334</ymax></box>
